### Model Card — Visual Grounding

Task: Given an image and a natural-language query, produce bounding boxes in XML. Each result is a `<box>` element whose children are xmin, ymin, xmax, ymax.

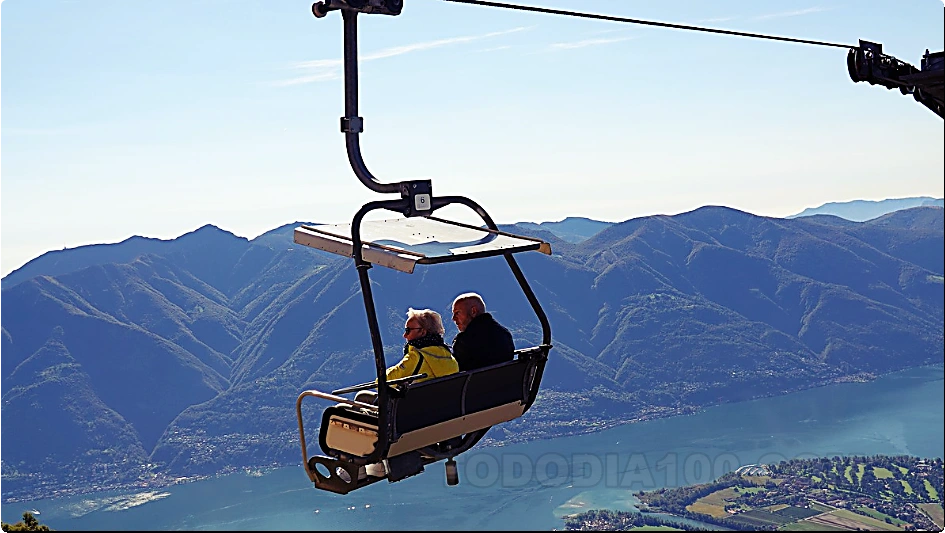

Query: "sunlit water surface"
<box><xmin>3</xmin><ymin>365</ymin><xmax>942</xmax><ymax>531</ymax></box>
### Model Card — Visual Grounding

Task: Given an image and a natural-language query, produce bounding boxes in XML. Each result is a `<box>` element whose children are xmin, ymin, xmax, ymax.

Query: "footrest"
<box><xmin>306</xmin><ymin>455</ymin><xmax>386</xmax><ymax>495</ymax></box>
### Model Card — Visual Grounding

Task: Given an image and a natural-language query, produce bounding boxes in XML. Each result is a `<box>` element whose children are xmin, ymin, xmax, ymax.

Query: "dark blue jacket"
<box><xmin>452</xmin><ymin>313</ymin><xmax>515</xmax><ymax>372</ymax></box>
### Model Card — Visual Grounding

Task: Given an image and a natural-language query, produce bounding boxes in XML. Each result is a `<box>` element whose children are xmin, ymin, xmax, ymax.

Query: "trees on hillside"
<box><xmin>1</xmin><ymin>512</ymin><xmax>52</xmax><ymax>531</ymax></box>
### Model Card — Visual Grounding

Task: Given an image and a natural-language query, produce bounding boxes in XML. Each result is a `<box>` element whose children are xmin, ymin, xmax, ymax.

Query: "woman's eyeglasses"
<box><xmin>404</xmin><ymin>327</ymin><xmax>422</xmax><ymax>334</ymax></box>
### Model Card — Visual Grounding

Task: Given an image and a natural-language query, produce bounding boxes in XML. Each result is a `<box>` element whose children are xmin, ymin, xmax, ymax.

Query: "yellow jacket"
<box><xmin>386</xmin><ymin>344</ymin><xmax>459</xmax><ymax>383</ymax></box>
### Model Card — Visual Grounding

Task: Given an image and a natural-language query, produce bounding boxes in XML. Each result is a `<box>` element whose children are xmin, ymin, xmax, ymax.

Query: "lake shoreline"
<box><xmin>3</xmin><ymin>364</ymin><xmax>941</xmax><ymax>506</ymax></box>
<box><xmin>3</xmin><ymin>363</ymin><xmax>942</xmax><ymax>531</ymax></box>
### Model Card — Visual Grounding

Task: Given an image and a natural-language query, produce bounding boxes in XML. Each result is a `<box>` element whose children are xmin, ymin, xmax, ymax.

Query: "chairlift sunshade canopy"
<box><xmin>294</xmin><ymin>216</ymin><xmax>552</xmax><ymax>273</ymax></box>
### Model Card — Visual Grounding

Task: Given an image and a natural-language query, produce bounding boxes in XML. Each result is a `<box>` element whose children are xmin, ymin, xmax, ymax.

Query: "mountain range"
<box><xmin>1</xmin><ymin>206</ymin><xmax>943</xmax><ymax>502</ymax></box>
<box><xmin>506</xmin><ymin>197</ymin><xmax>945</xmax><ymax>245</ymax></box>
<box><xmin>788</xmin><ymin>196</ymin><xmax>944</xmax><ymax>222</ymax></box>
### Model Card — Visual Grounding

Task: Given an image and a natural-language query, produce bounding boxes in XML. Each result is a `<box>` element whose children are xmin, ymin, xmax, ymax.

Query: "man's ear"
<box><xmin>469</xmin><ymin>307</ymin><xmax>479</xmax><ymax>319</ymax></box>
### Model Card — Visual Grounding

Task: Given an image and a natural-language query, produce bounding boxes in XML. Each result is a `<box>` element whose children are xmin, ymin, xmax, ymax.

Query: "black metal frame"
<box><xmin>847</xmin><ymin>39</ymin><xmax>945</xmax><ymax>119</ymax></box>
<box><xmin>345</xmin><ymin>193</ymin><xmax>552</xmax><ymax>469</ymax></box>
<box><xmin>298</xmin><ymin>2</ymin><xmax>553</xmax><ymax>492</ymax></box>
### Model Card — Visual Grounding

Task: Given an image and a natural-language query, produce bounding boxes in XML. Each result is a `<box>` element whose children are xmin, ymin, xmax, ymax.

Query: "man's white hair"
<box><xmin>452</xmin><ymin>292</ymin><xmax>486</xmax><ymax>314</ymax></box>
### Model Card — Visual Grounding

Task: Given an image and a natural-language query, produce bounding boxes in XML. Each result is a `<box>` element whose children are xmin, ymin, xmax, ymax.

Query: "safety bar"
<box><xmin>297</xmin><ymin>388</ymin><xmax>380</xmax><ymax>477</ymax></box>
<box><xmin>332</xmin><ymin>373</ymin><xmax>427</xmax><ymax>395</ymax></box>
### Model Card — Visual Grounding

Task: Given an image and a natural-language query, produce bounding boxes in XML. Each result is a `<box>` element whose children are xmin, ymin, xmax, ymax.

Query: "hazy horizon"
<box><xmin>3</xmin><ymin>0</ymin><xmax>942</xmax><ymax>277</ymax></box>
<box><xmin>4</xmin><ymin>195</ymin><xmax>942</xmax><ymax>278</ymax></box>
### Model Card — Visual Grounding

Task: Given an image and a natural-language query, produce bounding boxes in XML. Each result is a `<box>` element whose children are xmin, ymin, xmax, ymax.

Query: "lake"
<box><xmin>3</xmin><ymin>365</ymin><xmax>942</xmax><ymax>530</ymax></box>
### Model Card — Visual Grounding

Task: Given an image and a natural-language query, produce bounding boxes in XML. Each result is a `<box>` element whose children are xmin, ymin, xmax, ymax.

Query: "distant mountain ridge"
<box><xmin>1</xmin><ymin>219</ymin><xmax>604</xmax><ymax>290</ymax></box>
<box><xmin>789</xmin><ymin>196</ymin><xmax>944</xmax><ymax>222</ymax></box>
<box><xmin>513</xmin><ymin>216</ymin><xmax>613</xmax><ymax>243</ymax></box>
<box><xmin>6</xmin><ymin>201</ymin><xmax>935</xmax><ymax>288</ymax></box>
<box><xmin>0</xmin><ymin>222</ymin><xmax>320</xmax><ymax>291</ymax></box>
<box><xmin>2</xmin><ymin>205</ymin><xmax>943</xmax><ymax>502</ymax></box>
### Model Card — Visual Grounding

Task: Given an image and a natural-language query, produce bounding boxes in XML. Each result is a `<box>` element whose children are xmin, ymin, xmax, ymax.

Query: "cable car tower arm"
<box><xmin>848</xmin><ymin>40</ymin><xmax>945</xmax><ymax>119</ymax></box>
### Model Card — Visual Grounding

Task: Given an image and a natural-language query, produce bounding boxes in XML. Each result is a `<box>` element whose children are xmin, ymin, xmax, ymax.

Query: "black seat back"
<box><xmin>394</xmin><ymin>356</ymin><xmax>532</xmax><ymax>435</ymax></box>
<box><xmin>394</xmin><ymin>373</ymin><xmax>468</xmax><ymax>434</ymax></box>
<box><xmin>464</xmin><ymin>360</ymin><xmax>529</xmax><ymax>412</ymax></box>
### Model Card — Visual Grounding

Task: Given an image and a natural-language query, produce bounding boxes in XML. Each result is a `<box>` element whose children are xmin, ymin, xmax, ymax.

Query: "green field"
<box><xmin>779</xmin><ymin>521</ymin><xmax>845</xmax><ymax>531</ymax></box>
<box><xmin>873</xmin><ymin>466</ymin><xmax>894</xmax><ymax>479</ymax></box>
<box><xmin>774</xmin><ymin>506</ymin><xmax>821</xmax><ymax>520</ymax></box>
<box><xmin>726</xmin><ymin>510</ymin><xmax>793</xmax><ymax>529</ymax></box>
<box><xmin>844</xmin><ymin>465</ymin><xmax>853</xmax><ymax>484</ymax></box>
<box><xmin>855</xmin><ymin>505</ymin><xmax>909</xmax><ymax>527</ymax></box>
<box><xmin>924</xmin><ymin>479</ymin><xmax>940</xmax><ymax>500</ymax></box>
<box><xmin>686</xmin><ymin>502</ymin><xmax>724</xmax><ymax>518</ymax></box>
<box><xmin>744</xmin><ymin>475</ymin><xmax>776</xmax><ymax>485</ymax></box>
<box><xmin>856</xmin><ymin>463</ymin><xmax>865</xmax><ymax>483</ymax></box>
<box><xmin>629</xmin><ymin>527</ymin><xmax>681</xmax><ymax>531</ymax></box>
<box><xmin>831</xmin><ymin>508</ymin><xmax>904</xmax><ymax>531</ymax></box>
<box><xmin>900</xmin><ymin>479</ymin><xmax>913</xmax><ymax>495</ymax></box>
<box><xmin>918</xmin><ymin>503</ymin><xmax>944</xmax><ymax>528</ymax></box>
<box><xmin>686</xmin><ymin>487</ymin><xmax>740</xmax><ymax>518</ymax></box>
<box><xmin>895</xmin><ymin>465</ymin><xmax>908</xmax><ymax>475</ymax></box>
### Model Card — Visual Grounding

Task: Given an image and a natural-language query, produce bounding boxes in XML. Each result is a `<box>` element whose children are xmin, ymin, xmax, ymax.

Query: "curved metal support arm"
<box><xmin>431</xmin><ymin>195</ymin><xmax>499</xmax><ymax>230</ymax></box>
<box><xmin>430</xmin><ymin>195</ymin><xmax>552</xmax><ymax>345</ymax></box>
<box><xmin>351</xmin><ymin>199</ymin><xmax>410</xmax><ymax>264</ymax></box>
<box><xmin>342</xmin><ymin>10</ymin><xmax>400</xmax><ymax>194</ymax></box>
<box><xmin>504</xmin><ymin>254</ymin><xmax>551</xmax><ymax>345</ymax></box>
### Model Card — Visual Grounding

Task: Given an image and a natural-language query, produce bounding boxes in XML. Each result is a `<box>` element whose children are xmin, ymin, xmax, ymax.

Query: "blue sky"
<box><xmin>2</xmin><ymin>0</ymin><xmax>943</xmax><ymax>277</ymax></box>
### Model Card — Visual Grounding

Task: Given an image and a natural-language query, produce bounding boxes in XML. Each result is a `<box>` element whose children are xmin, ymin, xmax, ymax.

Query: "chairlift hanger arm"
<box><xmin>300</xmin><ymin>3</ymin><xmax>548</xmax><ymax>488</ymax></box>
<box><xmin>313</xmin><ymin>1</ymin><xmax>436</xmax><ymax>216</ymax></box>
<box><xmin>340</xmin><ymin>9</ymin><xmax>399</xmax><ymax>195</ymax></box>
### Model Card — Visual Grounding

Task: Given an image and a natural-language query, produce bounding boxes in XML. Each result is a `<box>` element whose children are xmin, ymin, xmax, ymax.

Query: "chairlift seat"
<box><xmin>317</xmin><ymin>347</ymin><xmax>547</xmax><ymax>461</ymax></box>
<box><xmin>294</xmin><ymin>216</ymin><xmax>551</xmax><ymax>273</ymax></box>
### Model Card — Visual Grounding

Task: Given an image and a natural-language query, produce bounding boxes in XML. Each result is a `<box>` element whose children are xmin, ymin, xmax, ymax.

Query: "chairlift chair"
<box><xmin>295</xmin><ymin>0</ymin><xmax>553</xmax><ymax>495</ymax></box>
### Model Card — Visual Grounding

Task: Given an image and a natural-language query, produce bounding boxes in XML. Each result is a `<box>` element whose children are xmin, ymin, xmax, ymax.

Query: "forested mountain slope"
<box><xmin>2</xmin><ymin>206</ymin><xmax>942</xmax><ymax>501</ymax></box>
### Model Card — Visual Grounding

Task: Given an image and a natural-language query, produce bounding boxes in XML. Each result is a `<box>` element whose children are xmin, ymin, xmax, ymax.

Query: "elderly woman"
<box><xmin>385</xmin><ymin>308</ymin><xmax>459</xmax><ymax>383</ymax></box>
<box><xmin>358</xmin><ymin>308</ymin><xmax>460</xmax><ymax>478</ymax></box>
<box><xmin>354</xmin><ymin>308</ymin><xmax>459</xmax><ymax>406</ymax></box>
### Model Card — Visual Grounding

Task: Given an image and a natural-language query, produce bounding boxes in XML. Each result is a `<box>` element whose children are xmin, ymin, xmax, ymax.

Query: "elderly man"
<box><xmin>450</xmin><ymin>292</ymin><xmax>515</xmax><ymax>372</ymax></box>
